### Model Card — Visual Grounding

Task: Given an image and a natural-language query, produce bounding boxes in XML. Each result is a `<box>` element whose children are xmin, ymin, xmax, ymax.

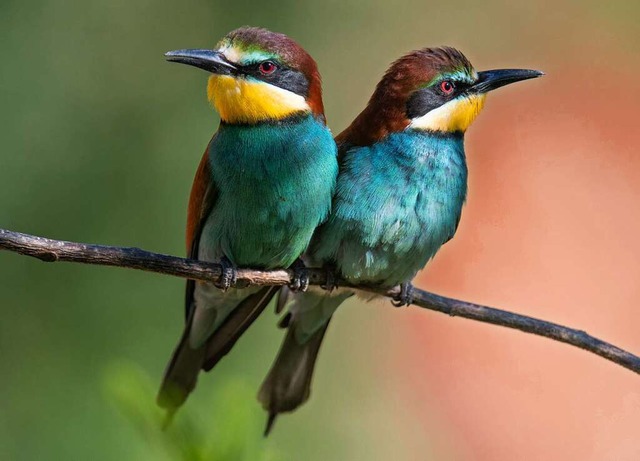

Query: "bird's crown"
<box><xmin>216</xmin><ymin>27</ymin><xmax>319</xmax><ymax>78</ymax></box>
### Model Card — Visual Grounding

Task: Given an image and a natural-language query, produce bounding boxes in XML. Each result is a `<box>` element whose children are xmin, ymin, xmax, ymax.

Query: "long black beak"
<box><xmin>164</xmin><ymin>49</ymin><xmax>237</xmax><ymax>75</ymax></box>
<box><xmin>471</xmin><ymin>69</ymin><xmax>544</xmax><ymax>93</ymax></box>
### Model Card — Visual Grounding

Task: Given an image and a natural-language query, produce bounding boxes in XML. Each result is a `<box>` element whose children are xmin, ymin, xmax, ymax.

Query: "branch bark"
<box><xmin>1</xmin><ymin>228</ymin><xmax>638</xmax><ymax>375</ymax></box>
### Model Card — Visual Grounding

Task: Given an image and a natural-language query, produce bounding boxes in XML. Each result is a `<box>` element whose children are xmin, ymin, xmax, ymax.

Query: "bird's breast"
<box><xmin>200</xmin><ymin>117</ymin><xmax>337</xmax><ymax>269</ymax></box>
<box><xmin>316</xmin><ymin>132</ymin><xmax>467</xmax><ymax>285</ymax></box>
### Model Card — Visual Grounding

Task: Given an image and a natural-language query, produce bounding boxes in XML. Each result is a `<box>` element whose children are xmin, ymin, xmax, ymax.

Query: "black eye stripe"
<box><xmin>232</xmin><ymin>62</ymin><xmax>310</xmax><ymax>98</ymax></box>
<box><xmin>406</xmin><ymin>80</ymin><xmax>473</xmax><ymax>119</ymax></box>
<box><xmin>238</xmin><ymin>61</ymin><xmax>281</xmax><ymax>77</ymax></box>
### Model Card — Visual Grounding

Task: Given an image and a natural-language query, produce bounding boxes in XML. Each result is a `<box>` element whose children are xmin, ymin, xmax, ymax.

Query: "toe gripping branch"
<box><xmin>214</xmin><ymin>256</ymin><xmax>237</xmax><ymax>291</ymax></box>
<box><xmin>391</xmin><ymin>282</ymin><xmax>414</xmax><ymax>307</ymax></box>
<box><xmin>288</xmin><ymin>258</ymin><xmax>309</xmax><ymax>292</ymax></box>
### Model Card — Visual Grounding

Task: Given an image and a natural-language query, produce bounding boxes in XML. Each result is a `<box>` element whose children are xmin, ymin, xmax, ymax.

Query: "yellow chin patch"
<box><xmin>409</xmin><ymin>94</ymin><xmax>487</xmax><ymax>133</ymax></box>
<box><xmin>207</xmin><ymin>75</ymin><xmax>311</xmax><ymax>124</ymax></box>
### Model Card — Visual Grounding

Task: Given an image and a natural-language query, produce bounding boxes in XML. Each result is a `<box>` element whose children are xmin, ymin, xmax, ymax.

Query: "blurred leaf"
<box><xmin>102</xmin><ymin>361</ymin><xmax>280</xmax><ymax>461</ymax></box>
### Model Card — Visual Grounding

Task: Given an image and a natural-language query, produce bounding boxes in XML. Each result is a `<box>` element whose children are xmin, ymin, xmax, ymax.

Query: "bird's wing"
<box><xmin>183</xmin><ymin>145</ymin><xmax>278</xmax><ymax>366</ymax></box>
<box><xmin>157</xmin><ymin>148</ymin><xmax>218</xmax><ymax>411</ymax></box>
<box><xmin>184</xmin><ymin>148</ymin><xmax>218</xmax><ymax>319</ymax></box>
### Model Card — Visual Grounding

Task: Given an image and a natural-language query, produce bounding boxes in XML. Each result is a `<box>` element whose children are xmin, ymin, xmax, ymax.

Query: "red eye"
<box><xmin>259</xmin><ymin>61</ymin><xmax>277</xmax><ymax>75</ymax></box>
<box><xmin>440</xmin><ymin>80</ymin><xmax>455</xmax><ymax>95</ymax></box>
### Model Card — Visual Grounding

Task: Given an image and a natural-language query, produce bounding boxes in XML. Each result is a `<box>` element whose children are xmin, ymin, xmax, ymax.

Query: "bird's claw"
<box><xmin>391</xmin><ymin>282</ymin><xmax>414</xmax><ymax>307</ymax></box>
<box><xmin>288</xmin><ymin>259</ymin><xmax>309</xmax><ymax>292</ymax></box>
<box><xmin>215</xmin><ymin>256</ymin><xmax>237</xmax><ymax>291</ymax></box>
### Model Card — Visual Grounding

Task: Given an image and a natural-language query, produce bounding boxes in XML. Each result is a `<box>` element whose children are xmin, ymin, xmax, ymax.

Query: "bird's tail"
<box><xmin>157</xmin><ymin>286</ymin><xmax>278</xmax><ymax>417</ymax></box>
<box><xmin>157</xmin><ymin>310</ymin><xmax>206</xmax><ymax>414</ymax></box>
<box><xmin>258</xmin><ymin>289</ymin><xmax>352</xmax><ymax>435</ymax></box>
<box><xmin>259</xmin><ymin>317</ymin><xmax>330</xmax><ymax>436</ymax></box>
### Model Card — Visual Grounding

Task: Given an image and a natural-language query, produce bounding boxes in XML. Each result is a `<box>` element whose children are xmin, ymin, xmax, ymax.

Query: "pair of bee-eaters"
<box><xmin>157</xmin><ymin>26</ymin><xmax>542</xmax><ymax>433</ymax></box>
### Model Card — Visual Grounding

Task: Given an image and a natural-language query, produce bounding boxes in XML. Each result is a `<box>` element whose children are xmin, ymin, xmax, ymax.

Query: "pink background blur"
<box><xmin>381</xmin><ymin>20</ymin><xmax>640</xmax><ymax>460</ymax></box>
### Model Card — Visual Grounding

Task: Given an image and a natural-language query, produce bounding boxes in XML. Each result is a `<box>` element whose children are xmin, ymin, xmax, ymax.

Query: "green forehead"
<box><xmin>217</xmin><ymin>38</ymin><xmax>281</xmax><ymax>65</ymax></box>
<box><xmin>423</xmin><ymin>67</ymin><xmax>477</xmax><ymax>88</ymax></box>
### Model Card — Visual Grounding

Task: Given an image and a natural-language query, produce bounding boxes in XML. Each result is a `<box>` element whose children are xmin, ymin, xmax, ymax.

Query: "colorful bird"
<box><xmin>259</xmin><ymin>47</ymin><xmax>543</xmax><ymax>433</ymax></box>
<box><xmin>157</xmin><ymin>27</ymin><xmax>338</xmax><ymax>416</ymax></box>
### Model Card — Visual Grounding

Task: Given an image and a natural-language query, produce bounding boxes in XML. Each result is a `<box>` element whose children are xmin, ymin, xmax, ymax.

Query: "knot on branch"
<box><xmin>33</xmin><ymin>250</ymin><xmax>59</xmax><ymax>262</ymax></box>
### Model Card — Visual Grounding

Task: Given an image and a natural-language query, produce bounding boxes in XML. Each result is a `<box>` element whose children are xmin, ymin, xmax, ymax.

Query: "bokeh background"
<box><xmin>1</xmin><ymin>1</ymin><xmax>639</xmax><ymax>460</ymax></box>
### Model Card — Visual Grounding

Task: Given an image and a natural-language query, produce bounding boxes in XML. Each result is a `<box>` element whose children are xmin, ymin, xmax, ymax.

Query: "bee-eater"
<box><xmin>259</xmin><ymin>47</ymin><xmax>542</xmax><ymax>433</ymax></box>
<box><xmin>157</xmin><ymin>27</ymin><xmax>338</xmax><ymax>415</ymax></box>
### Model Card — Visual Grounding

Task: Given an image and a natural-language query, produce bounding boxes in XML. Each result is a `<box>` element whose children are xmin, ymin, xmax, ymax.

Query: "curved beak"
<box><xmin>164</xmin><ymin>49</ymin><xmax>237</xmax><ymax>75</ymax></box>
<box><xmin>471</xmin><ymin>69</ymin><xmax>544</xmax><ymax>94</ymax></box>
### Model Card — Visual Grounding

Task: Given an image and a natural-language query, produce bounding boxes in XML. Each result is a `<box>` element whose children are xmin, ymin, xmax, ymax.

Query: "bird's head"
<box><xmin>166</xmin><ymin>27</ymin><xmax>324</xmax><ymax>124</ymax></box>
<box><xmin>339</xmin><ymin>47</ymin><xmax>542</xmax><ymax>145</ymax></box>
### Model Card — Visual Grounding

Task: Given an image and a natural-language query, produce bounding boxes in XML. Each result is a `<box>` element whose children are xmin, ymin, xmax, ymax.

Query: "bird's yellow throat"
<box><xmin>207</xmin><ymin>75</ymin><xmax>311</xmax><ymax>124</ymax></box>
<box><xmin>410</xmin><ymin>94</ymin><xmax>487</xmax><ymax>133</ymax></box>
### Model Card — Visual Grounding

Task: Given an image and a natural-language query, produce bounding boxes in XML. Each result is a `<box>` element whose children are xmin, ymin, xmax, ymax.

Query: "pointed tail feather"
<box><xmin>258</xmin><ymin>318</ymin><xmax>331</xmax><ymax>435</ymax></box>
<box><xmin>157</xmin><ymin>312</ymin><xmax>206</xmax><ymax>412</ymax></box>
<box><xmin>264</xmin><ymin>412</ymin><xmax>278</xmax><ymax>437</ymax></box>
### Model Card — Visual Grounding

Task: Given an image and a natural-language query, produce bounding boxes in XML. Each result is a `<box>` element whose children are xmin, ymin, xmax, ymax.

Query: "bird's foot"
<box><xmin>391</xmin><ymin>282</ymin><xmax>414</xmax><ymax>307</ymax></box>
<box><xmin>215</xmin><ymin>256</ymin><xmax>237</xmax><ymax>291</ymax></box>
<box><xmin>288</xmin><ymin>259</ymin><xmax>309</xmax><ymax>292</ymax></box>
<box><xmin>321</xmin><ymin>265</ymin><xmax>339</xmax><ymax>292</ymax></box>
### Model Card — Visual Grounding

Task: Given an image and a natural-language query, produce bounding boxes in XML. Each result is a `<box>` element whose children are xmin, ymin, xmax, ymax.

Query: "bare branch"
<box><xmin>1</xmin><ymin>228</ymin><xmax>638</xmax><ymax>375</ymax></box>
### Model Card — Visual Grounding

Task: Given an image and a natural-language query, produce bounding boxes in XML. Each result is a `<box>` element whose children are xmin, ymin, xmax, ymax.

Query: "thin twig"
<box><xmin>1</xmin><ymin>228</ymin><xmax>638</xmax><ymax>375</ymax></box>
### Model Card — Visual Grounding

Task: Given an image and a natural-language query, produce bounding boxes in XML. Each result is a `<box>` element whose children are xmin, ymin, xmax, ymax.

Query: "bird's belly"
<box><xmin>339</xmin><ymin>226</ymin><xmax>436</xmax><ymax>286</ymax></box>
<box><xmin>199</xmin><ymin>199</ymin><xmax>311</xmax><ymax>269</ymax></box>
<box><xmin>339</xmin><ymin>188</ymin><xmax>463</xmax><ymax>286</ymax></box>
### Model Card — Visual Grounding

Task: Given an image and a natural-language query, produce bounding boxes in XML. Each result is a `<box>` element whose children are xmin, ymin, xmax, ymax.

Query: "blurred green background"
<box><xmin>1</xmin><ymin>1</ymin><xmax>639</xmax><ymax>460</ymax></box>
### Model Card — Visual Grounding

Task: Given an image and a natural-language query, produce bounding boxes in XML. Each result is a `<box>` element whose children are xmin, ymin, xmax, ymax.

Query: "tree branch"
<box><xmin>1</xmin><ymin>228</ymin><xmax>638</xmax><ymax>375</ymax></box>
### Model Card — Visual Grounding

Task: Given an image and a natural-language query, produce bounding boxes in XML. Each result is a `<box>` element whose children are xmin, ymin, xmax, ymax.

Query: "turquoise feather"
<box><xmin>311</xmin><ymin>129</ymin><xmax>467</xmax><ymax>285</ymax></box>
<box><xmin>191</xmin><ymin>113</ymin><xmax>337</xmax><ymax>345</ymax></box>
<box><xmin>199</xmin><ymin>114</ymin><xmax>338</xmax><ymax>269</ymax></box>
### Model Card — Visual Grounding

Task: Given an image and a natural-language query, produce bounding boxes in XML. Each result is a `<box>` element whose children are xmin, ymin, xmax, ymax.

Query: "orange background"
<box><xmin>385</xmin><ymin>37</ymin><xmax>640</xmax><ymax>461</ymax></box>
